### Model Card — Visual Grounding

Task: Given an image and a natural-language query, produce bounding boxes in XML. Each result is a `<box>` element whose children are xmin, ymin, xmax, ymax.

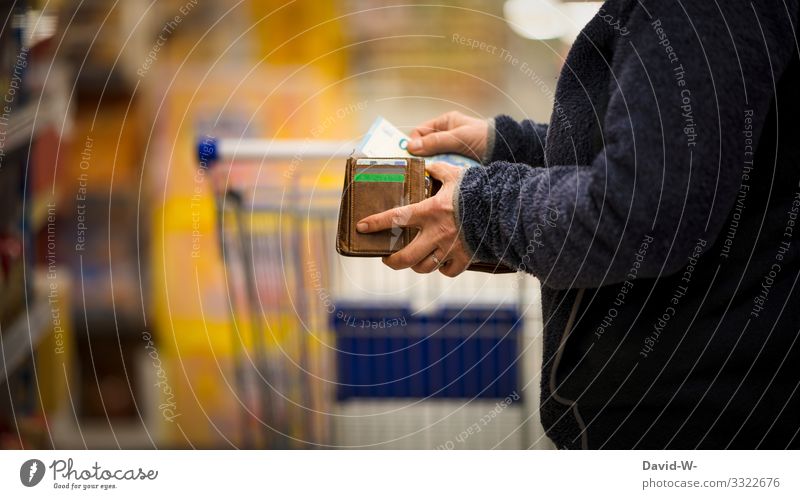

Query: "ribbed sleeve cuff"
<box><xmin>488</xmin><ymin>114</ymin><xmax>519</xmax><ymax>163</ymax></box>
<box><xmin>488</xmin><ymin>114</ymin><xmax>547</xmax><ymax>166</ymax></box>
<box><xmin>451</xmin><ymin>166</ymin><xmax>474</xmax><ymax>259</ymax></box>
<box><xmin>454</xmin><ymin>166</ymin><xmax>496</xmax><ymax>263</ymax></box>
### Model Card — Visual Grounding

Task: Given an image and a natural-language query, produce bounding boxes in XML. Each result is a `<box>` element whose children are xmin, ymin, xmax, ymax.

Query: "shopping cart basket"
<box><xmin>198</xmin><ymin>136</ymin><xmax>547</xmax><ymax>449</ymax></box>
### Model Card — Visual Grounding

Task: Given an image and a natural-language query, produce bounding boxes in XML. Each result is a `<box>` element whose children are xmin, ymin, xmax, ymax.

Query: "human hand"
<box><xmin>407</xmin><ymin>111</ymin><xmax>488</xmax><ymax>161</ymax></box>
<box><xmin>356</xmin><ymin>162</ymin><xmax>471</xmax><ymax>277</ymax></box>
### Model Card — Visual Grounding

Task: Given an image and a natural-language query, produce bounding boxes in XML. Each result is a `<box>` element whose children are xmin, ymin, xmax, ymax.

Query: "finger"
<box><xmin>439</xmin><ymin>254</ymin><xmax>469</xmax><ymax>278</ymax></box>
<box><xmin>410</xmin><ymin>249</ymin><xmax>443</xmax><ymax>274</ymax></box>
<box><xmin>407</xmin><ymin>131</ymin><xmax>465</xmax><ymax>156</ymax></box>
<box><xmin>410</xmin><ymin>112</ymin><xmax>457</xmax><ymax>138</ymax></box>
<box><xmin>382</xmin><ymin>232</ymin><xmax>437</xmax><ymax>270</ymax></box>
<box><xmin>408</xmin><ymin>128</ymin><xmax>425</xmax><ymax>140</ymax></box>
<box><xmin>357</xmin><ymin>203</ymin><xmax>423</xmax><ymax>233</ymax></box>
<box><xmin>432</xmin><ymin>223</ymin><xmax>471</xmax><ymax>277</ymax></box>
<box><xmin>425</xmin><ymin>161</ymin><xmax>461</xmax><ymax>184</ymax></box>
<box><xmin>436</xmin><ymin>236</ymin><xmax>459</xmax><ymax>262</ymax></box>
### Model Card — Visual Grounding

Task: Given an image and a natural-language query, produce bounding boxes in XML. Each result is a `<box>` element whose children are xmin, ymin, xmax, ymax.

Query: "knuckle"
<box><xmin>391</xmin><ymin>207</ymin><xmax>407</xmax><ymax>226</ymax></box>
<box><xmin>437</xmin><ymin>222</ymin><xmax>455</xmax><ymax>239</ymax></box>
<box><xmin>434</xmin><ymin>194</ymin><xmax>453</xmax><ymax>213</ymax></box>
<box><xmin>404</xmin><ymin>206</ymin><xmax>417</xmax><ymax>225</ymax></box>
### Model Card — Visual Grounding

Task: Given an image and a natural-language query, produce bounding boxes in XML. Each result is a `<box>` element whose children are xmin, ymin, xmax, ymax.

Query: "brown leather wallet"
<box><xmin>336</xmin><ymin>157</ymin><xmax>513</xmax><ymax>274</ymax></box>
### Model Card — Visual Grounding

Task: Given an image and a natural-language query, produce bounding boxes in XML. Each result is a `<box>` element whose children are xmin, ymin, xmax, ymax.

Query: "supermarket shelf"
<box><xmin>2</xmin><ymin>100</ymin><xmax>68</xmax><ymax>154</ymax></box>
<box><xmin>78</xmin><ymin>306</ymin><xmax>146</xmax><ymax>337</ymax></box>
<box><xmin>0</xmin><ymin>295</ymin><xmax>51</xmax><ymax>385</ymax></box>
<box><xmin>2</xmin><ymin>104</ymin><xmax>38</xmax><ymax>153</ymax></box>
<box><xmin>19</xmin><ymin>10</ymin><xmax>58</xmax><ymax>49</ymax></box>
<box><xmin>29</xmin><ymin>195</ymin><xmax>57</xmax><ymax>233</ymax></box>
<box><xmin>51</xmin><ymin>421</ymin><xmax>155</xmax><ymax>450</ymax></box>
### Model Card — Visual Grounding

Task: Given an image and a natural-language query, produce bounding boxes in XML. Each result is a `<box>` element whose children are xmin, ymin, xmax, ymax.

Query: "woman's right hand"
<box><xmin>407</xmin><ymin>111</ymin><xmax>489</xmax><ymax>161</ymax></box>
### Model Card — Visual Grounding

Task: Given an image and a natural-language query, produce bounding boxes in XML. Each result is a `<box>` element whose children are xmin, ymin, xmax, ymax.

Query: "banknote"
<box><xmin>357</xmin><ymin>116</ymin><xmax>481</xmax><ymax>168</ymax></box>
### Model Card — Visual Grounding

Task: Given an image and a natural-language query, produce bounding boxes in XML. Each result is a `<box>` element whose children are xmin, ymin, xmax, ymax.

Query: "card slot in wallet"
<box><xmin>336</xmin><ymin>156</ymin><xmax>513</xmax><ymax>273</ymax></box>
<box><xmin>351</xmin><ymin>174</ymin><xmax>408</xmax><ymax>253</ymax></box>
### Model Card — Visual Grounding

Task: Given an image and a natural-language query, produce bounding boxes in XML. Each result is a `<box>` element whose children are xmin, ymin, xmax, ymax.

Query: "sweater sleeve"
<box><xmin>488</xmin><ymin>114</ymin><xmax>549</xmax><ymax>166</ymax></box>
<box><xmin>457</xmin><ymin>0</ymin><xmax>798</xmax><ymax>289</ymax></box>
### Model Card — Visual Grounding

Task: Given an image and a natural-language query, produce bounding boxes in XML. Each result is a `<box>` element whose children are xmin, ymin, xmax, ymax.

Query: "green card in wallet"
<box><xmin>336</xmin><ymin>157</ymin><xmax>513</xmax><ymax>273</ymax></box>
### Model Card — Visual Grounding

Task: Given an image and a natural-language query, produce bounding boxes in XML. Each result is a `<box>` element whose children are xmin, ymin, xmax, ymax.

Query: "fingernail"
<box><xmin>409</xmin><ymin>139</ymin><xmax>422</xmax><ymax>150</ymax></box>
<box><xmin>356</xmin><ymin>222</ymin><xmax>368</xmax><ymax>232</ymax></box>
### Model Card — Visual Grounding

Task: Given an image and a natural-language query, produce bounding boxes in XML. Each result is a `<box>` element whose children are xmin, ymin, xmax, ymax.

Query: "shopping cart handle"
<box><xmin>197</xmin><ymin>136</ymin><xmax>357</xmax><ymax>168</ymax></box>
<box><xmin>197</xmin><ymin>136</ymin><xmax>218</xmax><ymax>167</ymax></box>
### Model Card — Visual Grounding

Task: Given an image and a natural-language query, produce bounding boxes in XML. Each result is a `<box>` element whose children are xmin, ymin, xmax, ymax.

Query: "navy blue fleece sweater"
<box><xmin>456</xmin><ymin>0</ymin><xmax>800</xmax><ymax>448</ymax></box>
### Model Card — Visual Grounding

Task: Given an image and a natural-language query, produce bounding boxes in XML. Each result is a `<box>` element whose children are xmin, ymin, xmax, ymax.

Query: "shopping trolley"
<box><xmin>198</xmin><ymin>136</ymin><xmax>351</xmax><ymax>449</ymax></box>
<box><xmin>198</xmin><ymin>136</ymin><xmax>547</xmax><ymax>449</ymax></box>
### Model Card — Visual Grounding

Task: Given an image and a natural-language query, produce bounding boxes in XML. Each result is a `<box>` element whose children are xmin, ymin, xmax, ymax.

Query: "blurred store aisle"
<box><xmin>1</xmin><ymin>0</ymin><xmax>569</xmax><ymax>450</ymax></box>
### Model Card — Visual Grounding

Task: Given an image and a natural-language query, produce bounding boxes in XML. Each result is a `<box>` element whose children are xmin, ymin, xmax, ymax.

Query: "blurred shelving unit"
<box><xmin>0</xmin><ymin>2</ymin><xmax>78</xmax><ymax>449</ymax></box>
<box><xmin>0</xmin><ymin>295</ymin><xmax>50</xmax><ymax>385</ymax></box>
<box><xmin>40</xmin><ymin>0</ymin><xmax>265</xmax><ymax>449</ymax></box>
<box><xmin>31</xmin><ymin>0</ymin><xmax>171</xmax><ymax>449</ymax></box>
<box><xmin>0</xmin><ymin>0</ymin><xmax>564</xmax><ymax>451</ymax></box>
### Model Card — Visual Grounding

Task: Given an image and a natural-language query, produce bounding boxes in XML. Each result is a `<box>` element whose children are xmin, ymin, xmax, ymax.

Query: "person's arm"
<box><xmin>457</xmin><ymin>0</ymin><xmax>798</xmax><ymax>289</ymax></box>
<box><xmin>487</xmin><ymin>115</ymin><xmax>549</xmax><ymax>166</ymax></box>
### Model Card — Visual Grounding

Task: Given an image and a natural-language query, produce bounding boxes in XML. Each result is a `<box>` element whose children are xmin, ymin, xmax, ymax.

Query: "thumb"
<box><xmin>407</xmin><ymin>131</ymin><xmax>464</xmax><ymax>156</ymax></box>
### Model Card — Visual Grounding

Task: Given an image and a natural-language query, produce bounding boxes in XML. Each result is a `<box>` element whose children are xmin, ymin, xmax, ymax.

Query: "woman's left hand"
<box><xmin>356</xmin><ymin>162</ymin><xmax>471</xmax><ymax>277</ymax></box>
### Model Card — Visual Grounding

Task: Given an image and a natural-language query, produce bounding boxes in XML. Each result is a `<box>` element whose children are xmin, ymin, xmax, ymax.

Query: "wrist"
<box><xmin>481</xmin><ymin>117</ymin><xmax>496</xmax><ymax>164</ymax></box>
<box><xmin>451</xmin><ymin>167</ymin><xmax>476</xmax><ymax>260</ymax></box>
